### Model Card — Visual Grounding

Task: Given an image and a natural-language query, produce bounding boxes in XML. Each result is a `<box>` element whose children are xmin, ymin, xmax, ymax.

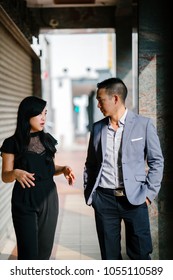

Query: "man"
<box><xmin>83</xmin><ymin>77</ymin><xmax>164</xmax><ymax>260</ymax></box>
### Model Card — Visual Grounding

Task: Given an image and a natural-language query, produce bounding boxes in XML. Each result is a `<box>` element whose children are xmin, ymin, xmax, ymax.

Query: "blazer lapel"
<box><xmin>99</xmin><ymin>113</ymin><xmax>136</xmax><ymax>158</ymax></box>
<box><xmin>122</xmin><ymin>110</ymin><xmax>136</xmax><ymax>152</ymax></box>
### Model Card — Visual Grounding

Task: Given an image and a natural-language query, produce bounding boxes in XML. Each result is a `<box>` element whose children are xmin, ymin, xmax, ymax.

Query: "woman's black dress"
<box><xmin>0</xmin><ymin>131</ymin><xmax>59</xmax><ymax>260</ymax></box>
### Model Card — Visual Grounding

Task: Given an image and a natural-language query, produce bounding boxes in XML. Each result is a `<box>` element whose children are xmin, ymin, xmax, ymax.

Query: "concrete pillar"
<box><xmin>116</xmin><ymin>2</ymin><xmax>133</xmax><ymax>110</ymax></box>
<box><xmin>138</xmin><ymin>0</ymin><xmax>173</xmax><ymax>259</ymax></box>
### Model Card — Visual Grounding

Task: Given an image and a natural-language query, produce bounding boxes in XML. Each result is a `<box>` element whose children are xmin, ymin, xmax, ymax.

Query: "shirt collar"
<box><xmin>108</xmin><ymin>108</ymin><xmax>128</xmax><ymax>128</ymax></box>
<box><xmin>118</xmin><ymin>108</ymin><xmax>128</xmax><ymax>126</ymax></box>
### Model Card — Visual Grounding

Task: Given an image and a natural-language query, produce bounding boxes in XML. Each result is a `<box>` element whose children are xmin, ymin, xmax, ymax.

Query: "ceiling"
<box><xmin>24</xmin><ymin>0</ymin><xmax>135</xmax><ymax>97</ymax></box>
<box><xmin>25</xmin><ymin>0</ymin><xmax>134</xmax><ymax>34</ymax></box>
<box><xmin>26</xmin><ymin>0</ymin><xmax>120</xmax><ymax>8</ymax></box>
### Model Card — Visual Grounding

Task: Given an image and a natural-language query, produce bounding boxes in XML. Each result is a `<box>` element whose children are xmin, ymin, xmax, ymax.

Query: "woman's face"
<box><xmin>29</xmin><ymin>107</ymin><xmax>47</xmax><ymax>132</ymax></box>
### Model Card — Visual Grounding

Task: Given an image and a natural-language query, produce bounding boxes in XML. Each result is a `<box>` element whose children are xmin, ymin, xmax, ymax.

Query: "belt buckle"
<box><xmin>114</xmin><ymin>189</ymin><xmax>125</xmax><ymax>197</ymax></box>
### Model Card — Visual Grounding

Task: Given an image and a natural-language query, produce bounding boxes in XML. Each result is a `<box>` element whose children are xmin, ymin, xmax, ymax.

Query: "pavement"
<box><xmin>50</xmin><ymin>141</ymin><xmax>101</xmax><ymax>260</ymax></box>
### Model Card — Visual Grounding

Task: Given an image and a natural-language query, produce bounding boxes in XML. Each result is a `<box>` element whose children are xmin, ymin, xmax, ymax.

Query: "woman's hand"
<box><xmin>54</xmin><ymin>163</ymin><xmax>75</xmax><ymax>185</ymax></box>
<box><xmin>62</xmin><ymin>166</ymin><xmax>75</xmax><ymax>185</ymax></box>
<box><xmin>14</xmin><ymin>169</ymin><xmax>35</xmax><ymax>189</ymax></box>
<box><xmin>1</xmin><ymin>153</ymin><xmax>35</xmax><ymax>188</ymax></box>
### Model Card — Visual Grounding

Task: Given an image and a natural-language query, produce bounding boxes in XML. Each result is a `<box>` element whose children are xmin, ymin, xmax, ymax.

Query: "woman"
<box><xmin>0</xmin><ymin>96</ymin><xmax>75</xmax><ymax>260</ymax></box>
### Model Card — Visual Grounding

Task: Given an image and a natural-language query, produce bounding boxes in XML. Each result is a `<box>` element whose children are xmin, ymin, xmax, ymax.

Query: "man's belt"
<box><xmin>97</xmin><ymin>187</ymin><xmax>126</xmax><ymax>197</ymax></box>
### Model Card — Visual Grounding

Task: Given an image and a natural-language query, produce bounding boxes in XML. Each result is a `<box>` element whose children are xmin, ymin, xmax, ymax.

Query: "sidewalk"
<box><xmin>51</xmin><ymin>144</ymin><xmax>101</xmax><ymax>260</ymax></box>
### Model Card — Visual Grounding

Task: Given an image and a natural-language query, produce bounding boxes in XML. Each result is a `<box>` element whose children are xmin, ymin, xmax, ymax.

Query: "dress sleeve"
<box><xmin>0</xmin><ymin>136</ymin><xmax>17</xmax><ymax>155</ymax></box>
<box><xmin>46</xmin><ymin>133</ymin><xmax>58</xmax><ymax>147</ymax></box>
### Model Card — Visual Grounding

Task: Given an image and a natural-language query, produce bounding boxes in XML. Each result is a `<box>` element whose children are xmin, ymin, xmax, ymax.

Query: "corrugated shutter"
<box><xmin>0</xmin><ymin>7</ymin><xmax>40</xmax><ymax>253</ymax></box>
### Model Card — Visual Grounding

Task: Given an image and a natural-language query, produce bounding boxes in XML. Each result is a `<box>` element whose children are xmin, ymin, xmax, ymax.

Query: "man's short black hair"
<box><xmin>97</xmin><ymin>77</ymin><xmax>128</xmax><ymax>102</ymax></box>
<box><xmin>97</xmin><ymin>77</ymin><xmax>124</xmax><ymax>89</ymax></box>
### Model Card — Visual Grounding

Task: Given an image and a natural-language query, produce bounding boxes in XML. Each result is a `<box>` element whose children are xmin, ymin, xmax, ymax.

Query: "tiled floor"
<box><xmin>51</xmin><ymin>146</ymin><xmax>101</xmax><ymax>260</ymax></box>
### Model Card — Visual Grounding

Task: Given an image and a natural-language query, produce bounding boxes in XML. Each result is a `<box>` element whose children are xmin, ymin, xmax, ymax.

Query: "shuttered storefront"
<box><xmin>0</xmin><ymin>6</ymin><xmax>41</xmax><ymax>253</ymax></box>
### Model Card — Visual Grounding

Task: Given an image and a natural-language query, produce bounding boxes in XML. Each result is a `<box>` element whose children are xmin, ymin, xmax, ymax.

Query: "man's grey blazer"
<box><xmin>84</xmin><ymin>110</ymin><xmax>164</xmax><ymax>206</ymax></box>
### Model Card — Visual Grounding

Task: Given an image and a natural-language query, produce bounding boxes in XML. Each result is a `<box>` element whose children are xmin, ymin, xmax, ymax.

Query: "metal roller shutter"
<box><xmin>0</xmin><ymin>7</ymin><xmax>40</xmax><ymax>253</ymax></box>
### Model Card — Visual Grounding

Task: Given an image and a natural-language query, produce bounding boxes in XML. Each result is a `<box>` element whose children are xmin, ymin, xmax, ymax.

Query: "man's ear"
<box><xmin>113</xmin><ymin>94</ymin><xmax>118</xmax><ymax>103</ymax></box>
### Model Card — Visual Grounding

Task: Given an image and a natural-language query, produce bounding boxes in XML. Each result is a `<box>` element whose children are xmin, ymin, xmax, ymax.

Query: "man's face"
<box><xmin>96</xmin><ymin>88</ymin><xmax>116</xmax><ymax>117</ymax></box>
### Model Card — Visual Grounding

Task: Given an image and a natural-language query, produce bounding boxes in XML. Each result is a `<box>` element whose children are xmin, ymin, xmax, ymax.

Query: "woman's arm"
<box><xmin>1</xmin><ymin>153</ymin><xmax>35</xmax><ymax>188</ymax></box>
<box><xmin>54</xmin><ymin>163</ymin><xmax>75</xmax><ymax>185</ymax></box>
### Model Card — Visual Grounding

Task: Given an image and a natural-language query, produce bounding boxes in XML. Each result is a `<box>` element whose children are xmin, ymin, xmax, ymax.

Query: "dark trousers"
<box><xmin>92</xmin><ymin>188</ymin><xmax>152</xmax><ymax>260</ymax></box>
<box><xmin>12</xmin><ymin>184</ymin><xmax>59</xmax><ymax>260</ymax></box>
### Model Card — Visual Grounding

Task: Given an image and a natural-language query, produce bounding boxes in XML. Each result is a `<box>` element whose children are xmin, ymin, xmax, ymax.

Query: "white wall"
<box><xmin>52</xmin><ymin>77</ymin><xmax>74</xmax><ymax>148</ymax></box>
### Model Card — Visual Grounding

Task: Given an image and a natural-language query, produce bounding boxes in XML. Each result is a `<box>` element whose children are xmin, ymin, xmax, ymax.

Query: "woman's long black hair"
<box><xmin>14</xmin><ymin>96</ymin><xmax>56</xmax><ymax>165</ymax></box>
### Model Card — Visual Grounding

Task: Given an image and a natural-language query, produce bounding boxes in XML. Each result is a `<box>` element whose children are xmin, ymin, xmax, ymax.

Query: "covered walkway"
<box><xmin>51</xmin><ymin>141</ymin><xmax>101</xmax><ymax>260</ymax></box>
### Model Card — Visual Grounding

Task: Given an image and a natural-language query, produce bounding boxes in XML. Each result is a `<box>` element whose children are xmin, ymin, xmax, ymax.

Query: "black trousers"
<box><xmin>92</xmin><ymin>188</ymin><xmax>152</xmax><ymax>260</ymax></box>
<box><xmin>12</xmin><ymin>180</ymin><xmax>59</xmax><ymax>260</ymax></box>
